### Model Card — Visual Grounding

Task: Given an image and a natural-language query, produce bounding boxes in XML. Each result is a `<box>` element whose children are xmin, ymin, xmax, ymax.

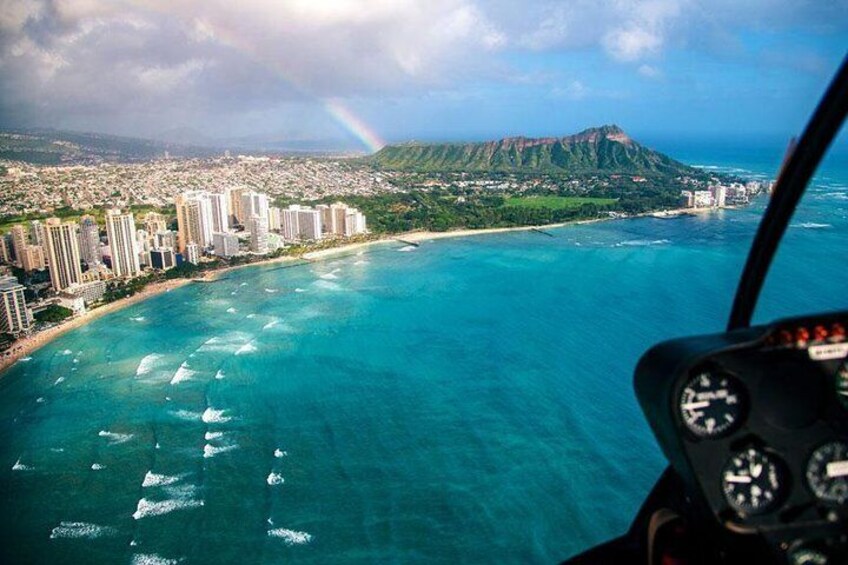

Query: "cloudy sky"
<box><xmin>0</xmin><ymin>0</ymin><xmax>846</xmax><ymax>150</ymax></box>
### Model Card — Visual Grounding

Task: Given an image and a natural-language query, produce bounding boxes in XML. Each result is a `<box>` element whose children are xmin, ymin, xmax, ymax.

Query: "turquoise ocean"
<box><xmin>1</xmin><ymin>140</ymin><xmax>846</xmax><ymax>563</ymax></box>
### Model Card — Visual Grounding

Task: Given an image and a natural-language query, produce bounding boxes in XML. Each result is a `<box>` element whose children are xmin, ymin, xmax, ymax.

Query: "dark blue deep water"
<box><xmin>0</xmin><ymin>142</ymin><xmax>846</xmax><ymax>563</ymax></box>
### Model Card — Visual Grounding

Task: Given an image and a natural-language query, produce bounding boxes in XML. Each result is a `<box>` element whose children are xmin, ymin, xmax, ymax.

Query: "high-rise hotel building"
<box><xmin>175</xmin><ymin>191</ymin><xmax>214</xmax><ymax>254</ymax></box>
<box><xmin>78</xmin><ymin>215</ymin><xmax>102</xmax><ymax>267</ymax></box>
<box><xmin>0</xmin><ymin>276</ymin><xmax>31</xmax><ymax>335</ymax></box>
<box><xmin>45</xmin><ymin>218</ymin><xmax>83</xmax><ymax>292</ymax></box>
<box><xmin>209</xmin><ymin>192</ymin><xmax>230</xmax><ymax>234</ymax></box>
<box><xmin>105</xmin><ymin>209</ymin><xmax>141</xmax><ymax>278</ymax></box>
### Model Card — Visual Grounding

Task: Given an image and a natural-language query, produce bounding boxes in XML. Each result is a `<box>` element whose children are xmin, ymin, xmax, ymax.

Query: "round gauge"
<box><xmin>836</xmin><ymin>362</ymin><xmax>848</xmax><ymax>409</ymax></box>
<box><xmin>679</xmin><ymin>371</ymin><xmax>745</xmax><ymax>438</ymax></box>
<box><xmin>722</xmin><ymin>448</ymin><xmax>785</xmax><ymax>515</ymax></box>
<box><xmin>789</xmin><ymin>548</ymin><xmax>829</xmax><ymax>565</ymax></box>
<box><xmin>806</xmin><ymin>441</ymin><xmax>848</xmax><ymax>505</ymax></box>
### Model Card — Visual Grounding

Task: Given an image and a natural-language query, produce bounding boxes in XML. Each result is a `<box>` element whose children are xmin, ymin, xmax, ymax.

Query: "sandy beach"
<box><xmin>0</xmin><ymin>206</ymin><xmax>725</xmax><ymax>374</ymax></box>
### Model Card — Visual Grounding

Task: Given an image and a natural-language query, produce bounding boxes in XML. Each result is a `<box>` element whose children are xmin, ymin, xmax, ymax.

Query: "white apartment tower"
<box><xmin>209</xmin><ymin>192</ymin><xmax>230</xmax><ymax>233</ymax></box>
<box><xmin>105</xmin><ymin>209</ymin><xmax>141</xmax><ymax>278</ymax></box>
<box><xmin>241</xmin><ymin>191</ymin><xmax>270</xmax><ymax>222</ymax></box>
<box><xmin>0</xmin><ymin>277</ymin><xmax>31</xmax><ymax>335</ymax></box>
<box><xmin>246</xmin><ymin>215</ymin><xmax>269</xmax><ymax>254</ymax></box>
<box><xmin>185</xmin><ymin>242</ymin><xmax>201</xmax><ymax>265</ymax></box>
<box><xmin>45</xmin><ymin>218</ymin><xmax>83</xmax><ymax>292</ymax></box>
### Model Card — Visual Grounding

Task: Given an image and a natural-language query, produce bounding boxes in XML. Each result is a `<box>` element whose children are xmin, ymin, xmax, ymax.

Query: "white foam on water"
<box><xmin>130</xmin><ymin>540</ymin><xmax>138</xmax><ymax>547</ymax></box>
<box><xmin>12</xmin><ymin>458</ymin><xmax>31</xmax><ymax>471</ymax></box>
<box><xmin>265</xmin><ymin>288</ymin><xmax>278</xmax><ymax>293</ymax></box>
<box><xmin>398</xmin><ymin>245</ymin><xmax>417</xmax><ymax>252</ymax></box>
<box><xmin>170</xmin><ymin>362</ymin><xmax>196</xmax><ymax>385</ymax></box>
<box><xmin>226</xmin><ymin>307</ymin><xmax>237</xmax><ymax>314</ymax></box>
<box><xmin>246</xmin><ymin>314</ymin><xmax>256</xmax><ymax>319</ymax></box>
<box><xmin>235</xmin><ymin>342</ymin><xmax>257</xmax><ymax>355</ymax></box>
<box><xmin>130</xmin><ymin>316</ymin><xmax>145</xmax><ymax>322</ymax></box>
<box><xmin>792</xmin><ymin>222</ymin><xmax>832</xmax><ymax>229</ymax></box>
<box><xmin>132</xmin><ymin>497</ymin><xmax>203</xmax><ymax>520</ymax></box>
<box><xmin>230</xmin><ymin>291</ymin><xmax>237</xmax><ymax>296</ymax></box>
<box><xmin>135</xmin><ymin>353</ymin><xmax>163</xmax><ymax>376</ymax></box>
<box><xmin>72</xmin><ymin>358</ymin><xmax>79</xmax><ymax>364</ymax></box>
<box><xmin>203</xmin><ymin>443</ymin><xmax>237</xmax><ymax>458</ymax></box>
<box><xmin>91</xmin><ymin>463</ymin><xmax>105</xmax><ymax>471</ymax></box>
<box><xmin>354</xmin><ymin>260</ymin><xmax>369</xmax><ymax>265</ymax></box>
<box><xmin>53</xmin><ymin>376</ymin><xmax>65</xmax><ymax>386</ymax></box>
<box><xmin>50</xmin><ymin>447</ymin><xmax>65</xmax><ymax>453</ymax></box>
<box><xmin>266</xmin><ymin>472</ymin><xmax>285</xmax><ymax>486</ymax></box>
<box><xmin>274</xmin><ymin>449</ymin><xmax>287</xmax><ymax>458</ymax></box>
<box><xmin>62</xmin><ymin>349</ymin><xmax>73</xmax><ymax>355</ymax></box>
<box><xmin>214</xmin><ymin>369</ymin><xmax>225</xmax><ymax>380</ymax></box>
<box><xmin>319</xmin><ymin>272</ymin><xmax>339</xmax><ymax>280</ymax></box>
<box><xmin>240</xmin><ymin>282</ymin><xmax>247</xmax><ymax>287</ymax></box>
<box><xmin>98</xmin><ymin>431</ymin><xmax>134</xmax><ymax>445</ymax></box>
<box><xmin>169</xmin><ymin>409</ymin><xmax>202</xmax><ymax>422</ymax></box>
<box><xmin>201</xmin><ymin>407</ymin><xmax>231</xmax><ymax>424</ymax></box>
<box><xmin>142</xmin><ymin>471</ymin><xmax>182</xmax><ymax>488</ymax></box>
<box><xmin>18</xmin><ymin>356</ymin><xmax>32</xmax><ymax>362</ymax></box>
<box><xmin>163</xmin><ymin>483</ymin><xmax>199</xmax><ymax>499</ymax></box>
<box><xmin>36</xmin><ymin>397</ymin><xmax>45</xmax><ymax>404</ymax></box>
<box><xmin>155</xmin><ymin>442</ymin><xmax>161</xmax><ymax>450</ymax></box>
<box><xmin>131</xmin><ymin>554</ymin><xmax>179</xmax><ymax>565</ymax></box>
<box><xmin>294</xmin><ymin>288</ymin><xmax>306</xmax><ymax>293</ymax></box>
<box><xmin>616</xmin><ymin>239</ymin><xmax>670</xmax><ymax>247</ymax></box>
<box><xmin>50</xmin><ymin>521</ymin><xmax>118</xmax><ymax>539</ymax></box>
<box><xmin>204</xmin><ymin>431</ymin><xmax>225</xmax><ymax>441</ymax></box>
<box><xmin>267</xmin><ymin>528</ymin><xmax>312</xmax><ymax>546</ymax></box>
<box><xmin>356</xmin><ymin>250</ymin><xmax>364</xmax><ymax>256</ymax></box>
<box><xmin>313</xmin><ymin>280</ymin><xmax>342</xmax><ymax>291</ymax></box>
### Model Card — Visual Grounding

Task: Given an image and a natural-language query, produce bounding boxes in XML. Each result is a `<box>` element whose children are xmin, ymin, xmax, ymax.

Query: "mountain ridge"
<box><xmin>371</xmin><ymin>125</ymin><xmax>693</xmax><ymax>175</ymax></box>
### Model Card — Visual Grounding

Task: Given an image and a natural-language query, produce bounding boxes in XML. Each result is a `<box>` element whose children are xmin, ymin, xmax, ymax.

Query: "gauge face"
<box><xmin>722</xmin><ymin>448</ymin><xmax>785</xmax><ymax>515</ymax></box>
<box><xmin>806</xmin><ymin>442</ymin><xmax>848</xmax><ymax>505</ymax></box>
<box><xmin>679</xmin><ymin>371</ymin><xmax>745</xmax><ymax>438</ymax></box>
<box><xmin>836</xmin><ymin>362</ymin><xmax>848</xmax><ymax>409</ymax></box>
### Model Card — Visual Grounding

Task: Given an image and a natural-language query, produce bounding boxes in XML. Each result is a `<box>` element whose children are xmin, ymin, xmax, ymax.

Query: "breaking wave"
<box><xmin>201</xmin><ymin>408</ymin><xmax>231</xmax><ymax>424</ymax></box>
<box><xmin>214</xmin><ymin>369</ymin><xmax>225</xmax><ymax>380</ymax></box>
<box><xmin>131</xmin><ymin>554</ymin><xmax>178</xmax><ymax>565</ymax></box>
<box><xmin>169</xmin><ymin>409</ymin><xmax>202</xmax><ymax>422</ymax></box>
<box><xmin>98</xmin><ymin>431</ymin><xmax>134</xmax><ymax>445</ymax></box>
<box><xmin>266</xmin><ymin>472</ymin><xmax>285</xmax><ymax>486</ymax></box>
<box><xmin>136</xmin><ymin>353</ymin><xmax>163</xmax><ymax>376</ymax></box>
<box><xmin>791</xmin><ymin>222</ymin><xmax>832</xmax><ymax>229</ymax></box>
<box><xmin>274</xmin><ymin>449</ymin><xmax>287</xmax><ymax>458</ymax></box>
<box><xmin>170</xmin><ymin>362</ymin><xmax>196</xmax><ymax>385</ymax></box>
<box><xmin>616</xmin><ymin>239</ymin><xmax>671</xmax><ymax>247</ymax></box>
<box><xmin>267</xmin><ymin>528</ymin><xmax>312</xmax><ymax>546</ymax></box>
<box><xmin>12</xmin><ymin>458</ymin><xmax>32</xmax><ymax>471</ymax></box>
<box><xmin>203</xmin><ymin>444</ymin><xmax>237</xmax><ymax>458</ymax></box>
<box><xmin>50</xmin><ymin>521</ymin><xmax>118</xmax><ymax>539</ymax></box>
<box><xmin>142</xmin><ymin>471</ymin><xmax>182</xmax><ymax>488</ymax></box>
<box><xmin>235</xmin><ymin>343</ymin><xmax>257</xmax><ymax>355</ymax></box>
<box><xmin>91</xmin><ymin>463</ymin><xmax>105</xmax><ymax>471</ymax></box>
<box><xmin>132</xmin><ymin>498</ymin><xmax>203</xmax><ymax>519</ymax></box>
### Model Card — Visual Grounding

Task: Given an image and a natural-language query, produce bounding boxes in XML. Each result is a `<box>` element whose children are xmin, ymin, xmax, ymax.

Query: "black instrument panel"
<box><xmin>635</xmin><ymin>312</ymin><xmax>848</xmax><ymax>563</ymax></box>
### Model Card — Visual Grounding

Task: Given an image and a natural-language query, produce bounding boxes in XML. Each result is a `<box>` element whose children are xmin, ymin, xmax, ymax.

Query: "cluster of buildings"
<box><xmin>0</xmin><ymin>154</ymin><xmax>395</xmax><ymax>217</ymax></box>
<box><xmin>680</xmin><ymin>181</ymin><xmax>769</xmax><ymax>209</ymax></box>
<box><xmin>0</xmin><ymin>192</ymin><xmax>367</xmax><ymax>340</ymax></box>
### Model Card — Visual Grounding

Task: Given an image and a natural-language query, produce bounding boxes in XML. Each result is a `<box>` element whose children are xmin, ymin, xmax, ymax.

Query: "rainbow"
<box><xmin>127</xmin><ymin>1</ymin><xmax>386</xmax><ymax>153</ymax></box>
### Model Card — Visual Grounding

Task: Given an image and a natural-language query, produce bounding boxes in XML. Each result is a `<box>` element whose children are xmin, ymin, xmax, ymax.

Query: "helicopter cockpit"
<box><xmin>566</xmin><ymin>56</ymin><xmax>848</xmax><ymax>565</ymax></box>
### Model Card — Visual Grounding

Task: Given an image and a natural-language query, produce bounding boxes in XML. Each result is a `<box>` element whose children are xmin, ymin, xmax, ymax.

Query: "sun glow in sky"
<box><xmin>0</xmin><ymin>0</ymin><xmax>845</xmax><ymax>150</ymax></box>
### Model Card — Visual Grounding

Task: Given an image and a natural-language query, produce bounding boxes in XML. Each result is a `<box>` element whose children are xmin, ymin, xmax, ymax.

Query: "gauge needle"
<box><xmin>681</xmin><ymin>401</ymin><xmax>710</xmax><ymax>410</ymax></box>
<box><xmin>826</xmin><ymin>460</ymin><xmax>848</xmax><ymax>478</ymax></box>
<box><xmin>725</xmin><ymin>474</ymin><xmax>752</xmax><ymax>484</ymax></box>
<box><xmin>838</xmin><ymin>390</ymin><xmax>848</xmax><ymax>396</ymax></box>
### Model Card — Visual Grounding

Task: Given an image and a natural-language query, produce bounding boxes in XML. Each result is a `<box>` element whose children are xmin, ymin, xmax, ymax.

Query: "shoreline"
<box><xmin>0</xmin><ymin>205</ymin><xmax>728</xmax><ymax>374</ymax></box>
<box><xmin>0</xmin><ymin>278</ymin><xmax>192</xmax><ymax>375</ymax></box>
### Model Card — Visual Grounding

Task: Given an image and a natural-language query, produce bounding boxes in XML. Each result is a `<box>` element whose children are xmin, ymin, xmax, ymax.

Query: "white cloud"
<box><xmin>638</xmin><ymin>64</ymin><xmax>663</xmax><ymax>78</ymax></box>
